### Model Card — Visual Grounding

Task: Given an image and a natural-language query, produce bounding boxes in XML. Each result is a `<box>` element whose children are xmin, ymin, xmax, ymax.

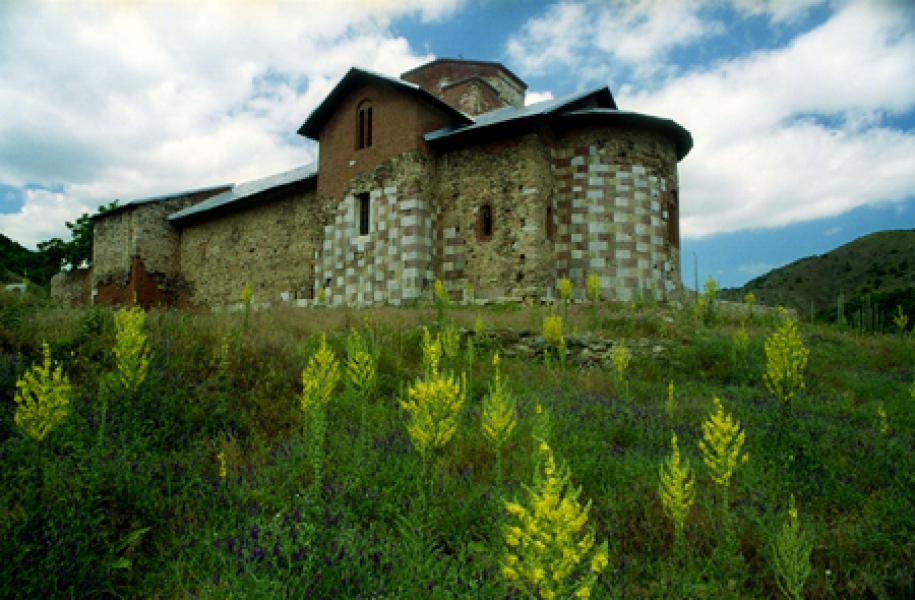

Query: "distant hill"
<box><xmin>0</xmin><ymin>233</ymin><xmax>58</xmax><ymax>286</ymax></box>
<box><xmin>725</xmin><ymin>229</ymin><xmax>915</xmax><ymax>328</ymax></box>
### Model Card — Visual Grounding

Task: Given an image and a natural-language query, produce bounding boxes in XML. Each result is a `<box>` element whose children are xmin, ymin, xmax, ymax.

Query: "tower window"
<box><xmin>546</xmin><ymin>205</ymin><xmax>555</xmax><ymax>241</ymax></box>
<box><xmin>357</xmin><ymin>192</ymin><xmax>370</xmax><ymax>235</ymax></box>
<box><xmin>479</xmin><ymin>204</ymin><xmax>493</xmax><ymax>239</ymax></box>
<box><xmin>666</xmin><ymin>191</ymin><xmax>680</xmax><ymax>247</ymax></box>
<box><xmin>356</xmin><ymin>101</ymin><xmax>373</xmax><ymax>149</ymax></box>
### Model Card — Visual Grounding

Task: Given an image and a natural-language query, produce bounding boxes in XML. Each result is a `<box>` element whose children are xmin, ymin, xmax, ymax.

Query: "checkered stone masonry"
<box><xmin>314</xmin><ymin>187</ymin><xmax>434</xmax><ymax>306</ymax></box>
<box><xmin>551</xmin><ymin>128</ymin><xmax>680</xmax><ymax>301</ymax></box>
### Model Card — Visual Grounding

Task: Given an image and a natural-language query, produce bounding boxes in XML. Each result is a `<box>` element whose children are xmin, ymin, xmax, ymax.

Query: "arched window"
<box><xmin>356</xmin><ymin>100</ymin><xmax>373</xmax><ymax>149</ymax></box>
<box><xmin>479</xmin><ymin>204</ymin><xmax>493</xmax><ymax>240</ymax></box>
<box><xmin>546</xmin><ymin>205</ymin><xmax>555</xmax><ymax>241</ymax></box>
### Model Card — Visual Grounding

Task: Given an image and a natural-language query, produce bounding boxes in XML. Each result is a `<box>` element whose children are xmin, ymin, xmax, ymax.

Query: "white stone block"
<box><xmin>589</xmin><ymin>257</ymin><xmax>606</xmax><ymax>269</ymax></box>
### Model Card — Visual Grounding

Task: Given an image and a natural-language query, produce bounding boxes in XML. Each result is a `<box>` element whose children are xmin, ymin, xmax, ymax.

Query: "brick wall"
<box><xmin>317</xmin><ymin>82</ymin><xmax>454</xmax><ymax>201</ymax></box>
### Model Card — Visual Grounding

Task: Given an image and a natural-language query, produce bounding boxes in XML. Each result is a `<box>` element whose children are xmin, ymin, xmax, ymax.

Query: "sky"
<box><xmin>1</xmin><ymin>0</ymin><xmax>913</xmax><ymax>288</ymax></box>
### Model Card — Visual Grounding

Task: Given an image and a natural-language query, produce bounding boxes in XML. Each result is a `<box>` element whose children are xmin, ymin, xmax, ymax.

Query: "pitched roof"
<box><xmin>93</xmin><ymin>183</ymin><xmax>232</xmax><ymax>220</ymax></box>
<box><xmin>168</xmin><ymin>163</ymin><xmax>317</xmax><ymax>223</ymax></box>
<box><xmin>296</xmin><ymin>67</ymin><xmax>472</xmax><ymax>140</ymax></box>
<box><xmin>423</xmin><ymin>87</ymin><xmax>616</xmax><ymax>142</ymax></box>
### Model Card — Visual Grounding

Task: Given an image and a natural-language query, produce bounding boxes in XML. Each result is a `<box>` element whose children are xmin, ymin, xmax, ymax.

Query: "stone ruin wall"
<box><xmin>314</xmin><ymin>152</ymin><xmax>435</xmax><ymax>305</ymax></box>
<box><xmin>91</xmin><ymin>195</ymin><xmax>201</xmax><ymax>304</ymax></box>
<box><xmin>176</xmin><ymin>189</ymin><xmax>327</xmax><ymax>307</ymax></box>
<box><xmin>551</xmin><ymin>126</ymin><xmax>680</xmax><ymax>301</ymax></box>
<box><xmin>433</xmin><ymin>134</ymin><xmax>555</xmax><ymax>301</ymax></box>
<box><xmin>50</xmin><ymin>268</ymin><xmax>91</xmax><ymax>306</ymax></box>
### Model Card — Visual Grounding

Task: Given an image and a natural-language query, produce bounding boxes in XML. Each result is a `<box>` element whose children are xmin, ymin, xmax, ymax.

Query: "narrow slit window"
<box><xmin>546</xmin><ymin>205</ymin><xmax>555</xmax><ymax>241</ymax></box>
<box><xmin>358</xmin><ymin>192</ymin><xmax>370</xmax><ymax>235</ymax></box>
<box><xmin>356</xmin><ymin>100</ymin><xmax>372</xmax><ymax>149</ymax></box>
<box><xmin>667</xmin><ymin>191</ymin><xmax>680</xmax><ymax>247</ymax></box>
<box><xmin>479</xmin><ymin>204</ymin><xmax>493</xmax><ymax>239</ymax></box>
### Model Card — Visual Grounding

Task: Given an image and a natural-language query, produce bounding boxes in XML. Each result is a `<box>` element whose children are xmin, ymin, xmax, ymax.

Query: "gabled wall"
<box><xmin>316</xmin><ymin>82</ymin><xmax>455</xmax><ymax>201</ymax></box>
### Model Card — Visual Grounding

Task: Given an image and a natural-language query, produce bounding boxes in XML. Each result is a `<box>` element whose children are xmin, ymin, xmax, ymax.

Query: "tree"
<box><xmin>36</xmin><ymin>200</ymin><xmax>118</xmax><ymax>270</ymax></box>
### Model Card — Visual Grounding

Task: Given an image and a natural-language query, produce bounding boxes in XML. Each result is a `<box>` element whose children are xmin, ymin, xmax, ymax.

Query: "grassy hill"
<box><xmin>726</xmin><ymin>229</ymin><xmax>915</xmax><ymax>328</ymax></box>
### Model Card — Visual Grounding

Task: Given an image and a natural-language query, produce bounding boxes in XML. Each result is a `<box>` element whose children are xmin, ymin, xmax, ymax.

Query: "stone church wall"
<box><xmin>551</xmin><ymin>126</ymin><xmax>680</xmax><ymax>301</ymax></box>
<box><xmin>91</xmin><ymin>194</ymin><xmax>203</xmax><ymax>305</ymax></box>
<box><xmin>176</xmin><ymin>190</ymin><xmax>327</xmax><ymax>306</ymax></box>
<box><xmin>433</xmin><ymin>133</ymin><xmax>555</xmax><ymax>300</ymax></box>
<box><xmin>314</xmin><ymin>152</ymin><xmax>435</xmax><ymax>305</ymax></box>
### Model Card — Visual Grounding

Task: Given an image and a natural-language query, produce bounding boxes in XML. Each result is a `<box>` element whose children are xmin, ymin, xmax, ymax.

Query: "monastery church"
<box><xmin>60</xmin><ymin>58</ymin><xmax>692</xmax><ymax>307</ymax></box>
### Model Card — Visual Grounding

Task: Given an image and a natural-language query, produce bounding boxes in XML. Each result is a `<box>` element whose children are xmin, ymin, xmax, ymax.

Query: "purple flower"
<box><xmin>272</xmin><ymin>541</ymin><xmax>281</xmax><ymax>557</ymax></box>
<box><xmin>249</xmin><ymin>525</ymin><xmax>259</xmax><ymax>541</ymax></box>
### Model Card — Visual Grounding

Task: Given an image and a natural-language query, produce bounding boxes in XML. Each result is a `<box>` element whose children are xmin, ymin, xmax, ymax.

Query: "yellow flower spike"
<box><xmin>301</xmin><ymin>334</ymin><xmax>341</xmax><ymax>413</ymax></box>
<box><xmin>217</xmin><ymin>450</ymin><xmax>228</xmax><ymax>479</ymax></box>
<box><xmin>401</xmin><ymin>369</ymin><xmax>466</xmax><ymax>458</ymax></box>
<box><xmin>585</xmin><ymin>272</ymin><xmax>601</xmax><ymax>303</ymax></box>
<box><xmin>420</xmin><ymin>327</ymin><xmax>442</xmax><ymax>376</ymax></box>
<box><xmin>876</xmin><ymin>404</ymin><xmax>889</xmax><ymax>436</ymax></box>
<box><xmin>474</xmin><ymin>314</ymin><xmax>485</xmax><ymax>337</ymax></box>
<box><xmin>240</xmin><ymin>282</ymin><xmax>253</xmax><ymax>305</ymax></box>
<box><xmin>558</xmin><ymin>278</ymin><xmax>573</xmax><ymax>303</ymax></box>
<box><xmin>659</xmin><ymin>434</ymin><xmax>696</xmax><ymax>541</ymax></box>
<box><xmin>113</xmin><ymin>304</ymin><xmax>151</xmax><ymax>394</ymax></box>
<box><xmin>543</xmin><ymin>314</ymin><xmax>565</xmax><ymax>349</ymax></box>
<box><xmin>14</xmin><ymin>342</ymin><xmax>71</xmax><ymax>442</ymax></box>
<box><xmin>772</xmin><ymin>494</ymin><xmax>813</xmax><ymax>600</ymax></box>
<box><xmin>698</xmin><ymin>398</ymin><xmax>747</xmax><ymax>489</ymax></box>
<box><xmin>611</xmin><ymin>343</ymin><xmax>630</xmax><ymax>381</ymax></box>
<box><xmin>763</xmin><ymin>310</ymin><xmax>810</xmax><ymax>410</ymax></box>
<box><xmin>501</xmin><ymin>439</ymin><xmax>606</xmax><ymax>599</ymax></box>
<box><xmin>440</xmin><ymin>321</ymin><xmax>461</xmax><ymax>360</ymax></box>
<box><xmin>344</xmin><ymin>329</ymin><xmax>376</xmax><ymax>399</ymax></box>
<box><xmin>482</xmin><ymin>352</ymin><xmax>517</xmax><ymax>453</ymax></box>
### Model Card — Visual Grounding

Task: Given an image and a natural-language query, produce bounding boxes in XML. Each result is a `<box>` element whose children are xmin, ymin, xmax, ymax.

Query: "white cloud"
<box><xmin>0</xmin><ymin>0</ymin><xmax>462</xmax><ymax>247</ymax></box>
<box><xmin>824</xmin><ymin>226</ymin><xmax>842</xmax><ymax>236</ymax></box>
<box><xmin>506</xmin><ymin>1</ymin><xmax>723</xmax><ymax>81</ymax></box>
<box><xmin>0</xmin><ymin>188</ymin><xmax>92</xmax><ymax>249</ymax></box>
<box><xmin>619</xmin><ymin>1</ymin><xmax>915</xmax><ymax>237</ymax></box>
<box><xmin>525</xmin><ymin>90</ymin><xmax>555</xmax><ymax>105</ymax></box>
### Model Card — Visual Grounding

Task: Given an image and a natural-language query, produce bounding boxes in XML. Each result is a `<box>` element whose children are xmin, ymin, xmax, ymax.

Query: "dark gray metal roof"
<box><xmin>559</xmin><ymin>109</ymin><xmax>693</xmax><ymax>160</ymax></box>
<box><xmin>424</xmin><ymin>87</ymin><xmax>692</xmax><ymax>161</ymax></box>
<box><xmin>297</xmin><ymin>67</ymin><xmax>472</xmax><ymax>140</ymax></box>
<box><xmin>92</xmin><ymin>183</ymin><xmax>232</xmax><ymax>220</ymax></box>
<box><xmin>168</xmin><ymin>163</ymin><xmax>317</xmax><ymax>223</ymax></box>
<box><xmin>423</xmin><ymin>87</ymin><xmax>616</xmax><ymax>143</ymax></box>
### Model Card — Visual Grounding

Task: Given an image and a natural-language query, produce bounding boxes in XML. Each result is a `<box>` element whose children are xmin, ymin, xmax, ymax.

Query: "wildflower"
<box><xmin>876</xmin><ymin>404</ymin><xmax>889</xmax><ymax>436</ymax></box>
<box><xmin>217</xmin><ymin>450</ymin><xmax>228</xmax><ymax>479</ymax></box>
<box><xmin>892</xmin><ymin>304</ymin><xmax>908</xmax><ymax>335</ymax></box>
<box><xmin>434</xmin><ymin>278</ymin><xmax>449</xmax><ymax>307</ymax></box>
<box><xmin>317</xmin><ymin>287</ymin><xmax>327</xmax><ymax>304</ymax></box>
<box><xmin>421</xmin><ymin>327</ymin><xmax>442</xmax><ymax>376</ymax></box>
<box><xmin>240</xmin><ymin>282</ymin><xmax>253</xmax><ymax>305</ymax></box>
<box><xmin>501</xmin><ymin>439</ymin><xmax>608</xmax><ymax>599</ymax></box>
<box><xmin>557</xmin><ymin>278</ymin><xmax>573</xmax><ymax>303</ymax></box>
<box><xmin>611</xmin><ymin>343</ymin><xmax>630</xmax><ymax>385</ymax></box>
<box><xmin>704</xmin><ymin>276</ymin><xmax>718</xmax><ymax>304</ymax></box>
<box><xmin>401</xmin><ymin>371</ymin><xmax>467</xmax><ymax>459</ymax></box>
<box><xmin>744</xmin><ymin>291</ymin><xmax>756</xmax><ymax>308</ymax></box>
<box><xmin>659</xmin><ymin>434</ymin><xmax>695</xmax><ymax>544</ymax></box>
<box><xmin>474</xmin><ymin>314</ymin><xmax>485</xmax><ymax>337</ymax></box>
<box><xmin>698</xmin><ymin>398</ymin><xmax>747</xmax><ymax>489</ymax></box>
<box><xmin>543</xmin><ymin>314</ymin><xmax>565</xmax><ymax>350</ymax></box>
<box><xmin>666</xmin><ymin>381</ymin><xmax>675</xmax><ymax>422</ymax></box>
<box><xmin>733</xmin><ymin>325</ymin><xmax>749</xmax><ymax>356</ymax></box>
<box><xmin>464</xmin><ymin>281</ymin><xmax>475</xmax><ymax>303</ymax></box>
<box><xmin>345</xmin><ymin>329</ymin><xmax>376</xmax><ymax>399</ymax></box>
<box><xmin>301</xmin><ymin>334</ymin><xmax>340</xmax><ymax>413</ymax></box>
<box><xmin>771</xmin><ymin>495</ymin><xmax>813</xmax><ymax>600</ymax></box>
<box><xmin>113</xmin><ymin>304</ymin><xmax>151</xmax><ymax>394</ymax></box>
<box><xmin>585</xmin><ymin>273</ymin><xmax>601</xmax><ymax>304</ymax></box>
<box><xmin>440</xmin><ymin>321</ymin><xmax>461</xmax><ymax>361</ymax></box>
<box><xmin>14</xmin><ymin>342</ymin><xmax>71</xmax><ymax>442</ymax></box>
<box><xmin>763</xmin><ymin>309</ymin><xmax>809</xmax><ymax>411</ymax></box>
<box><xmin>481</xmin><ymin>352</ymin><xmax>517</xmax><ymax>454</ymax></box>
